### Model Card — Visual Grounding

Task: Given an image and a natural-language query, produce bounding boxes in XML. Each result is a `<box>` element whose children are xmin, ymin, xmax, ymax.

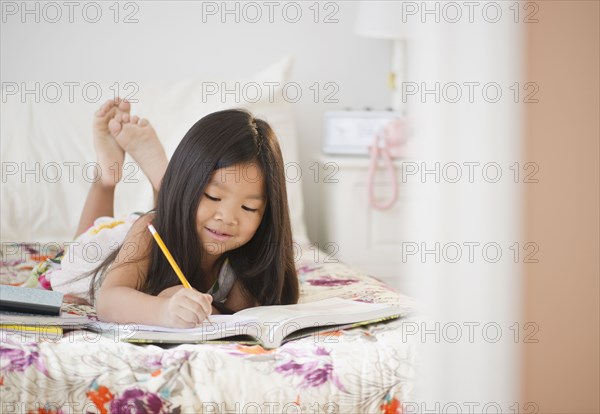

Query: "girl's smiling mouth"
<box><xmin>205</xmin><ymin>227</ymin><xmax>233</xmax><ymax>240</ymax></box>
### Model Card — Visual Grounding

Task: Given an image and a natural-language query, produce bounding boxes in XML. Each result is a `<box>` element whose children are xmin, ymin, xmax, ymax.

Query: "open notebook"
<box><xmin>91</xmin><ymin>297</ymin><xmax>407</xmax><ymax>349</ymax></box>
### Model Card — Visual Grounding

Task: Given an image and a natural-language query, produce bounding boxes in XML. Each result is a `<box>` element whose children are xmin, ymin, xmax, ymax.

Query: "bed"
<box><xmin>0</xmin><ymin>58</ymin><xmax>417</xmax><ymax>413</ymax></box>
<box><xmin>1</xmin><ymin>242</ymin><xmax>416</xmax><ymax>413</ymax></box>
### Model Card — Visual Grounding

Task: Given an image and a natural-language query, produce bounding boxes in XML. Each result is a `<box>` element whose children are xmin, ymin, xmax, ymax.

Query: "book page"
<box><xmin>235</xmin><ymin>297</ymin><xmax>405</xmax><ymax>348</ymax></box>
<box><xmin>116</xmin><ymin>314</ymin><xmax>257</xmax><ymax>333</ymax></box>
<box><xmin>91</xmin><ymin>314</ymin><xmax>259</xmax><ymax>339</ymax></box>
<box><xmin>236</xmin><ymin>297</ymin><xmax>396</xmax><ymax>324</ymax></box>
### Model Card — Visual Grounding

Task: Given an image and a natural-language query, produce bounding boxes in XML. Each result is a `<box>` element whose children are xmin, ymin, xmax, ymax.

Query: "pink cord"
<box><xmin>367</xmin><ymin>119</ymin><xmax>407</xmax><ymax>210</ymax></box>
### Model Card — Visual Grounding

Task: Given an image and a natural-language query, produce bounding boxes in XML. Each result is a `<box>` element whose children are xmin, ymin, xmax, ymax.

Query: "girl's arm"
<box><xmin>95</xmin><ymin>215</ymin><xmax>212</xmax><ymax>328</ymax></box>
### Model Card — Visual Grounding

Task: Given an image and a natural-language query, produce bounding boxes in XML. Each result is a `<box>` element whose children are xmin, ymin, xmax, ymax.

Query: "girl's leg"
<box><xmin>74</xmin><ymin>99</ymin><xmax>131</xmax><ymax>238</ymax></box>
<box><xmin>74</xmin><ymin>183</ymin><xmax>116</xmax><ymax>238</ymax></box>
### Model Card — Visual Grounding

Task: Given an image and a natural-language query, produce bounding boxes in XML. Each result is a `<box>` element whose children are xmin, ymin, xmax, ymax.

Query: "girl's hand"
<box><xmin>159</xmin><ymin>288</ymin><xmax>213</xmax><ymax>328</ymax></box>
<box><xmin>157</xmin><ymin>285</ymin><xmax>185</xmax><ymax>298</ymax></box>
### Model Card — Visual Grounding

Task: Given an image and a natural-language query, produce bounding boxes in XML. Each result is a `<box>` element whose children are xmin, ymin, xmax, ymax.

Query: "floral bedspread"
<box><xmin>0</xmin><ymin>242</ymin><xmax>417</xmax><ymax>414</ymax></box>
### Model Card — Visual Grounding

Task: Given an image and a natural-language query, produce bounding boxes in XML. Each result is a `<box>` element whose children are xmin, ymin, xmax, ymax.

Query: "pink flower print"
<box><xmin>307</xmin><ymin>276</ymin><xmax>358</xmax><ymax>287</ymax></box>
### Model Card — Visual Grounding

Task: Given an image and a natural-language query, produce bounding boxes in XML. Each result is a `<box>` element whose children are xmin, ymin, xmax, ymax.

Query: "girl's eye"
<box><xmin>204</xmin><ymin>193</ymin><xmax>220</xmax><ymax>201</ymax></box>
<box><xmin>243</xmin><ymin>206</ymin><xmax>259</xmax><ymax>213</ymax></box>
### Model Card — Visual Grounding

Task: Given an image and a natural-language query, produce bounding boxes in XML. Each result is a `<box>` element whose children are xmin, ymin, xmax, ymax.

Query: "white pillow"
<box><xmin>0</xmin><ymin>56</ymin><xmax>309</xmax><ymax>245</ymax></box>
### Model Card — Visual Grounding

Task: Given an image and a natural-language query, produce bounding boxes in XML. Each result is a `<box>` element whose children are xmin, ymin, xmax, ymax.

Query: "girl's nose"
<box><xmin>215</xmin><ymin>207</ymin><xmax>237</xmax><ymax>225</ymax></box>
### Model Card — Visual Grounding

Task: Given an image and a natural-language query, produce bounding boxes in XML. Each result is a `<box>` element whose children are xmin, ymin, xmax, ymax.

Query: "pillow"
<box><xmin>0</xmin><ymin>56</ymin><xmax>309</xmax><ymax>245</ymax></box>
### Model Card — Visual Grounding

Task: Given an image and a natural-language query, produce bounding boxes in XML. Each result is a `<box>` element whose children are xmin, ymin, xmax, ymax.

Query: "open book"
<box><xmin>92</xmin><ymin>297</ymin><xmax>407</xmax><ymax>349</ymax></box>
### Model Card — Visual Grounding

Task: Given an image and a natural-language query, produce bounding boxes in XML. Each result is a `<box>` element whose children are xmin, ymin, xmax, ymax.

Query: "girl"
<box><xmin>51</xmin><ymin>98</ymin><xmax>299</xmax><ymax>328</ymax></box>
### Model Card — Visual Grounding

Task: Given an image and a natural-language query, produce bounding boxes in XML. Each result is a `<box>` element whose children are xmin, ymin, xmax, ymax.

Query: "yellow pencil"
<box><xmin>147</xmin><ymin>223</ymin><xmax>212</xmax><ymax>323</ymax></box>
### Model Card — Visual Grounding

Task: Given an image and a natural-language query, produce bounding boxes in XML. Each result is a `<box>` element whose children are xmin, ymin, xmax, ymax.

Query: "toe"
<box><xmin>97</xmin><ymin>100</ymin><xmax>112</xmax><ymax>116</ymax></box>
<box><xmin>109</xmin><ymin>99</ymin><xmax>120</xmax><ymax>111</ymax></box>
<box><xmin>118</xmin><ymin>99</ymin><xmax>131</xmax><ymax>113</ymax></box>
<box><xmin>131</xmin><ymin>115</ymin><xmax>140</xmax><ymax>124</ymax></box>
<box><xmin>108</xmin><ymin>118</ymin><xmax>122</xmax><ymax>136</ymax></box>
<box><xmin>139</xmin><ymin>119</ymin><xmax>149</xmax><ymax>127</ymax></box>
<box><xmin>122</xmin><ymin>113</ymin><xmax>130</xmax><ymax>123</ymax></box>
<box><xmin>100</xmin><ymin>99</ymin><xmax>121</xmax><ymax>118</ymax></box>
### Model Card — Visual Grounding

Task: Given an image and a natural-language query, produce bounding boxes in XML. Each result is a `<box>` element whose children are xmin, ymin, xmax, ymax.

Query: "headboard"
<box><xmin>1</xmin><ymin>57</ymin><xmax>309</xmax><ymax>245</ymax></box>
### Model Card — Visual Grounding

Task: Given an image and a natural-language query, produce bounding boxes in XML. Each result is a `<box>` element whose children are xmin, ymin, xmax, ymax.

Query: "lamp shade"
<box><xmin>354</xmin><ymin>1</ymin><xmax>405</xmax><ymax>39</ymax></box>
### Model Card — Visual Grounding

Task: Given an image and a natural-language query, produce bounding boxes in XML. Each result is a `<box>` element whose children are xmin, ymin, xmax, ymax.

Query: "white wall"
<box><xmin>403</xmin><ymin>5</ymin><xmax>523</xmax><ymax>409</ymax></box>
<box><xmin>0</xmin><ymin>0</ymin><xmax>393</xmax><ymax>244</ymax></box>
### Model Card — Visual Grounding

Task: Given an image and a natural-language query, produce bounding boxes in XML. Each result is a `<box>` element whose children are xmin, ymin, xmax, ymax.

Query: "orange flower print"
<box><xmin>235</xmin><ymin>344</ymin><xmax>275</xmax><ymax>355</ymax></box>
<box><xmin>87</xmin><ymin>385</ymin><xmax>114</xmax><ymax>414</ymax></box>
<box><xmin>380</xmin><ymin>395</ymin><xmax>402</xmax><ymax>414</ymax></box>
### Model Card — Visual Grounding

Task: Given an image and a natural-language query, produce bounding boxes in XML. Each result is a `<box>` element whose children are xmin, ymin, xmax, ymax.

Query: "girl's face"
<box><xmin>196</xmin><ymin>162</ymin><xmax>266</xmax><ymax>257</ymax></box>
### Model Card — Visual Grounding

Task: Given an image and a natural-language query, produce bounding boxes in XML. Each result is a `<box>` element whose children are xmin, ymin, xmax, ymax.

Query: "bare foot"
<box><xmin>93</xmin><ymin>98</ymin><xmax>130</xmax><ymax>187</ymax></box>
<box><xmin>108</xmin><ymin>114</ymin><xmax>168</xmax><ymax>193</ymax></box>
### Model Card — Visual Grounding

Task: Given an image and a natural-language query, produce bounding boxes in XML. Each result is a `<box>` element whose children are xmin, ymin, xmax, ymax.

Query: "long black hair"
<box><xmin>87</xmin><ymin>109</ymin><xmax>299</xmax><ymax>306</ymax></box>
